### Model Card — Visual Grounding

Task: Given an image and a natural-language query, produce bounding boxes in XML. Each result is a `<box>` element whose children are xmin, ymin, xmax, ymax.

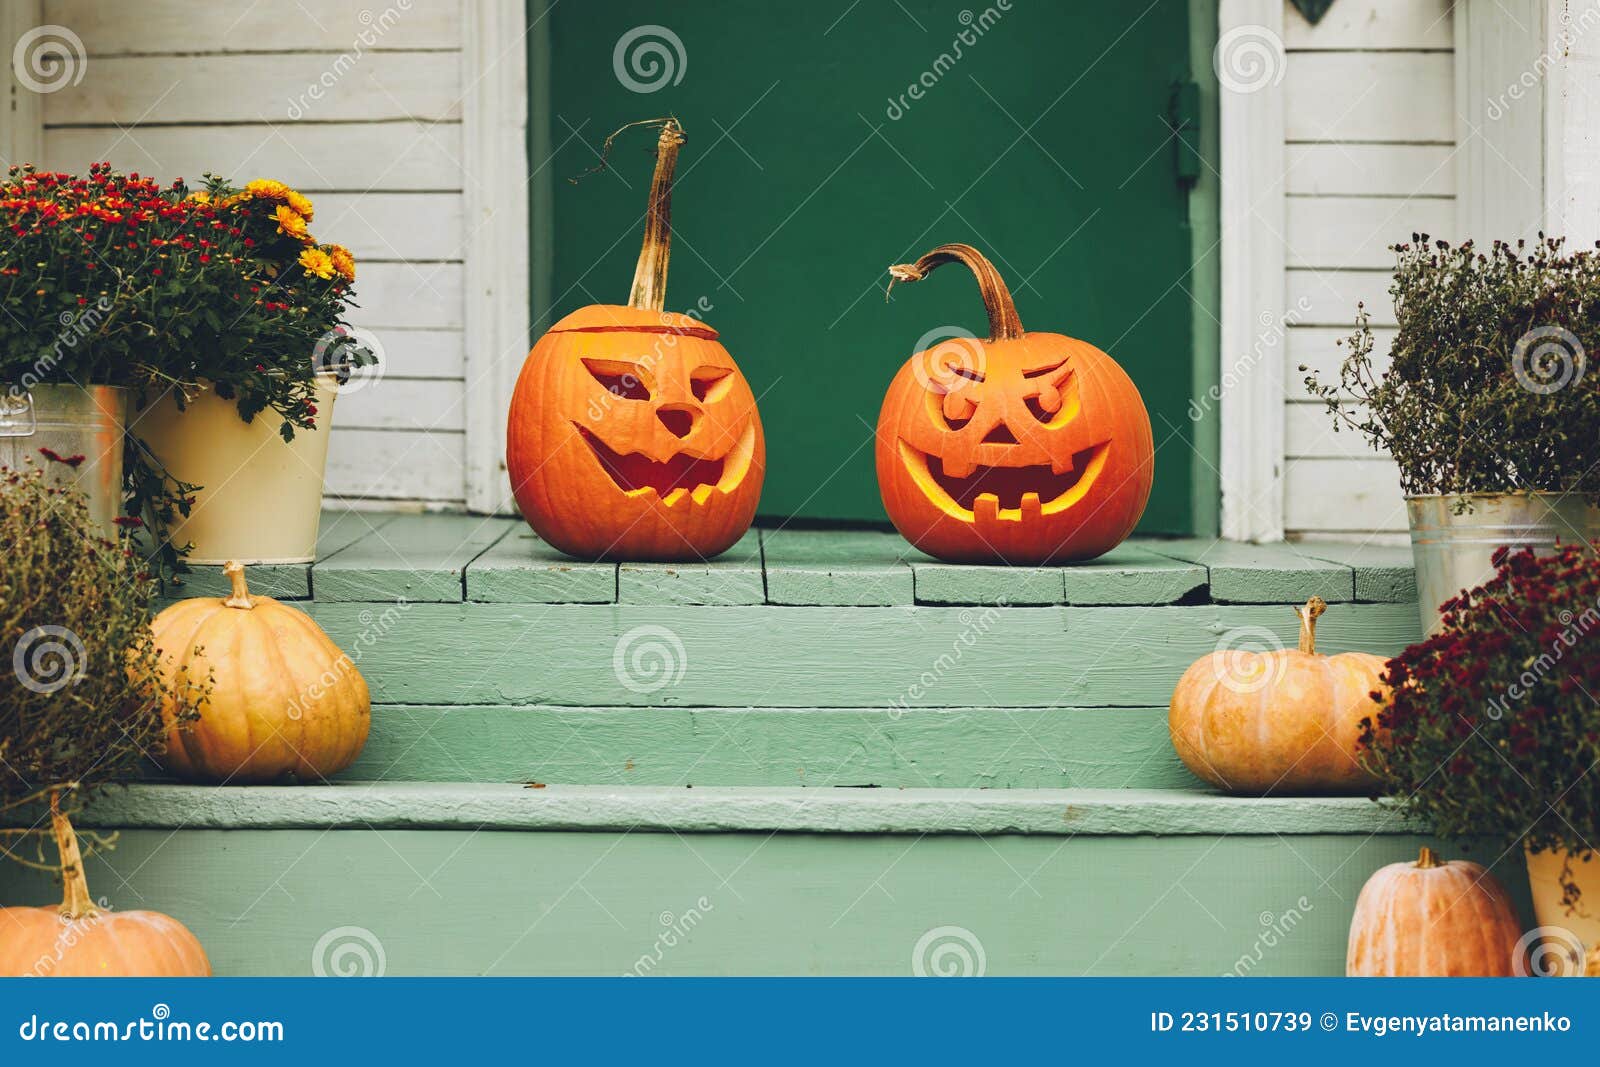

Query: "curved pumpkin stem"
<box><xmin>222</xmin><ymin>560</ymin><xmax>255</xmax><ymax>610</ymax></box>
<box><xmin>1416</xmin><ymin>846</ymin><xmax>1441</xmax><ymax>869</ymax></box>
<box><xmin>1295</xmin><ymin>596</ymin><xmax>1326</xmax><ymax>653</ymax></box>
<box><xmin>625</xmin><ymin>118</ymin><xmax>686</xmax><ymax>313</ymax></box>
<box><xmin>886</xmin><ymin>243</ymin><xmax>1026</xmax><ymax>342</ymax></box>
<box><xmin>50</xmin><ymin>790</ymin><xmax>98</xmax><ymax>920</ymax></box>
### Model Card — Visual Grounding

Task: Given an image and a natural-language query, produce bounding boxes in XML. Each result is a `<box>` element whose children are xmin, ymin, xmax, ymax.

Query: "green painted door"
<box><xmin>533</xmin><ymin>0</ymin><xmax>1198</xmax><ymax>531</ymax></box>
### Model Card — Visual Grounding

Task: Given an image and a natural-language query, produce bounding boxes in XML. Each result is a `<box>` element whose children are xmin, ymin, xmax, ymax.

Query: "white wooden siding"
<box><xmin>40</xmin><ymin>0</ymin><xmax>470</xmax><ymax>507</ymax></box>
<box><xmin>1281</xmin><ymin>0</ymin><xmax>1454</xmax><ymax>538</ymax></box>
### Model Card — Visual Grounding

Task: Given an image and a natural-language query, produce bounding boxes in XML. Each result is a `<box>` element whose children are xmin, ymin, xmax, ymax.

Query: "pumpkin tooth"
<box><xmin>974</xmin><ymin>494</ymin><xmax>1000</xmax><ymax>524</ymax></box>
<box><xmin>1020</xmin><ymin>492</ymin><xmax>1042</xmax><ymax>521</ymax></box>
<box><xmin>661</xmin><ymin>487</ymin><xmax>689</xmax><ymax>507</ymax></box>
<box><xmin>691</xmin><ymin>483</ymin><xmax>716</xmax><ymax>505</ymax></box>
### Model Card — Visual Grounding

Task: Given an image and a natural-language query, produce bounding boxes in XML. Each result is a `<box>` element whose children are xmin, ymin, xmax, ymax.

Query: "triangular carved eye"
<box><xmin>690</xmin><ymin>366</ymin><xmax>733</xmax><ymax>404</ymax></box>
<box><xmin>582</xmin><ymin>358</ymin><xmax>651</xmax><ymax>400</ymax></box>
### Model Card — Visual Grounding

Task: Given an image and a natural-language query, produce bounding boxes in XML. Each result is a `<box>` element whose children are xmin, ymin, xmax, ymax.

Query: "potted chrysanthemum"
<box><xmin>133</xmin><ymin>175</ymin><xmax>372</xmax><ymax>568</ymax></box>
<box><xmin>1360</xmin><ymin>542</ymin><xmax>1600</xmax><ymax>969</ymax></box>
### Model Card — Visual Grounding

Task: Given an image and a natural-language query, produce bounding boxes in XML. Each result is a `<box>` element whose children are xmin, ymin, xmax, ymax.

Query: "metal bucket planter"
<box><xmin>0</xmin><ymin>384</ymin><xmax>127</xmax><ymax>535</ymax></box>
<box><xmin>134</xmin><ymin>376</ymin><xmax>338</xmax><ymax>564</ymax></box>
<box><xmin>1406</xmin><ymin>492</ymin><xmax>1600</xmax><ymax>636</ymax></box>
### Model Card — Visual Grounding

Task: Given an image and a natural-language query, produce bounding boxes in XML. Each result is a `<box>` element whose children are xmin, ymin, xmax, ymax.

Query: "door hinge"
<box><xmin>1167</xmin><ymin>79</ymin><xmax>1202</xmax><ymax>189</ymax></box>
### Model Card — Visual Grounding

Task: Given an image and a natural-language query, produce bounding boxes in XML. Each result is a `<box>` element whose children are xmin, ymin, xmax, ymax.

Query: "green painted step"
<box><xmin>165</xmin><ymin>512</ymin><xmax>1419</xmax><ymax>608</ymax></box>
<box><xmin>0</xmin><ymin>785</ymin><xmax>1531</xmax><ymax>977</ymax></box>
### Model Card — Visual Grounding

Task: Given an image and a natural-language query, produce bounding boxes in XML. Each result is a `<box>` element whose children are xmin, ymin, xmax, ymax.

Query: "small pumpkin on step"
<box><xmin>1168</xmin><ymin>596</ymin><xmax>1389</xmax><ymax>794</ymax></box>
<box><xmin>151</xmin><ymin>561</ymin><xmax>371</xmax><ymax>783</ymax></box>
<box><xmin>0</xmin><ymin>793</ymin><xmax>210</xmax><ymax>976</ymax></box>
<box><xmin>1346</xmin><ymin>846</ymin><xmax>1526</xmax><ymax>977</ymax></box>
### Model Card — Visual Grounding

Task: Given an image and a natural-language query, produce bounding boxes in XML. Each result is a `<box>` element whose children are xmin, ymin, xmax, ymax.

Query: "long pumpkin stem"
<box><xmin>1416</xmin><ymin>846</ymin><xmax>1441</xmax><ymax>869</ymax></box>
<box><xmin>222</xmin><ymin>560</ymin><xmax>254</xmax><ymax>610</ymax></box>
<box><xmin>886</xmin><ymin>243</ymin><xmax>1026</xmax><ymax>342</ymax></box>
<box><xmin>50</xmin><ymin>790</ymin><xmax>97</xmax><ymax>920</ymax></box>
<box><xmin>627</xmin><ymin>118</ymin><xmax>686</xmax><ymax>312</ymax></box>
<box><xmin>1295</xmin><ymin>596</ymin><xmax>1326</xmax><ymax>654</ymax></box>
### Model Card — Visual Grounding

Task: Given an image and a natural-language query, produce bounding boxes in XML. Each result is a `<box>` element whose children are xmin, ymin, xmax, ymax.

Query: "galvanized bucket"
<box><xmin>1406</xmin><ymin>492</ymin><xmax>1600</xmax><ymax>635</ymax></box>
<box><xmin>0</xmin><ymin>384</ymin><xmax>127</xmax><ymax>535</ymax></box>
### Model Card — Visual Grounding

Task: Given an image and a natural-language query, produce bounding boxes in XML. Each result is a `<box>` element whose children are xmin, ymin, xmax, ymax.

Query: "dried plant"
<box><xmin>1305</xmin><ymin>236</ymin><xmax>1600</xmax><ymax>500</ymax></box>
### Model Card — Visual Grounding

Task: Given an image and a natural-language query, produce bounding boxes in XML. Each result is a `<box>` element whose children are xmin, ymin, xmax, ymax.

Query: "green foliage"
<box><xmin>1361</xmin><ymin>543</ymin><xmax>1599</xmax><ymax>900</ymax></box>
<box><xmin>1306</xmin><ymin>236</ymin><xmax>1600</xmax><ymax>499</ymax></box>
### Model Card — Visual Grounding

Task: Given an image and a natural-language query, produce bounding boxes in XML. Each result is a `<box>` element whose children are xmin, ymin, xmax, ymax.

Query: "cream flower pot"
<box><xmin>136</xmin><ymin>376</ymin><xmax>338</xmax><ymax>564</ymax></box>
<box><xmin>1524</xmin><ymin>846</ymin><xmax>1600</xmax><ymax>975</ymax></box>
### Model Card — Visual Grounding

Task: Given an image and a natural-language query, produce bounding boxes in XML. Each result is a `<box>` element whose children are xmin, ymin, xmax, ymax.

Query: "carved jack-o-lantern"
<box><xmin>506</xmin><ymin>120</ymin><xmax>764</xmax><ymax>560</ymax></box>
<box><xmin>875</xmin><ymin>244</ymin><xmax>1154</xmax><ymax>564</ymax></box>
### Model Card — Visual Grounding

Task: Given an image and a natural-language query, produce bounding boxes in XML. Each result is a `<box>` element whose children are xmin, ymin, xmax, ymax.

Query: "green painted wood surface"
<box><xmin>172</xmin><ymin>511</ymin><xmax>395</xmax><ymax>600</ymax></box>
<box><xmin>1298</xmin><ymin>542</ymin><xmax>1419</xmax><ymax>602</ymax></box>
<box><xmin>0</xmin><ymin>824</ymin><xmax>1531</xmax><ymax>976</ymax></box>
<box><xmin>1147</xmin><ymin>539</ymin><xmax>1356</xmax><ymax>603</ymax></box>
<box><xmin>339</xmin><ymin>705</ymin><xmax>1200</xmax><ymax>790</ymax></box>
<box><xmin>617</xmin><ymin>531</ymin><xmax>764</xmax><ymax>605</ymax></box>
<box><xmin>304</xmin><ymin>602</ymin><xmax>1420</xmax><ymax>708</ymax></box>
<box><xmin>541</xmin><ymin>1</ymin><xmax>1197</xmax><ymax>531</ymax></box>
<box><xmin>466</xmin><ymin>527</ymin><xmax>617</xmax><ymax>603</ymax></box>
<box><xmin>913</xmin><ymin>544</ymin><xmax>1208</xmax><ymax>606</ymax></box>
<box><xmin>36</xmin><ymin>783</ymin><xmax>1409</xmax><ymax>835</ymax></box>
<box><xmin>759</xmin><ymin>528</ymin><xmax>915</xmax><ymax>606</ymax></box>
<box><xmin>312</xmin><ymin>514</ymin><xmax>518</xmax><ymax>602</ymax></box>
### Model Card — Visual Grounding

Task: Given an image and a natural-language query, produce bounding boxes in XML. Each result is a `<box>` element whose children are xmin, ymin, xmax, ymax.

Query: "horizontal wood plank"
<box><xmin>334</xmin><ymin>378</ymin><xmax>466</xmax><ymax>432</ymax></box>
<box><xmin>300</xmin><ymin>602</ymin><xmax>1422</xmax><ymax>707</ymax></box>
<box><xmin>312</xmin><ymin>512</ymin><xmax>515</xmax><ymax>601</ymax></box>
<box><xmin>1282</xmin><ymin>0</ymin><xmax>1453</xmax><ymax>50</ymax></box>
<box><xmin>1286</xmin><ymin>195</ymin><xmax>1452</xmax><ymax>269</ymax></box>
<box><xmin>342</xmin><ymin>705</ymin><xmax>1203</xmax><ymax>790</ymax></box>
<box><xmin>347</xmin><ymin>262</ymin><xmax>462</xmax><ymax>329</ymax></box>
<box><xmin>310</xmin><ymin>193</ymin><xmax>464</xmax><ymax>261</ymax></box>
<box><xmin>47</xmin><ymin>0</ymin><xmax>465</xmax><ymax>53</ymax></box>
<box><xmin>1285</xmin><ymin>53</ymin><xmax>1453</xmax><ymax>142</ymax></box>
<box><xmin>43</xmin><ymin>53</ymin><xmax>460</xmax><ymax>125</ymax></box>
<box><xmin>1286</xmin><ymin>268</ymin><xmax>1396</xmax><ymax>326</ymax></box>
<box><xmin>324</xmin><ymin>428</ymin><xmax>464</xmax><ymax>501</ymax></box>
<box><xmin>360</xmin><ymin>329</ymin><xmax>465</xmax><ymax>380</ymax></box>
<box><xmin>171</xmin><ymin>510</ymin><xmax>397</xmax><ymax>599</ymax></box>
<box><xmin>1283</xmin><ymin>458</ymin><xmax>1408</xmax><ymax>532</ymax></box>
<box><xmin>1286</xmin><ymin>326</ymin><xmax>1395</xmax><ymax>395</ymax></box>
<box><xmin>1285</xmin><ymin>144</ymin><xmax>1455</xmax><ymax>196</ymax></box>
<box><xmin>45</xmin><ymin>122</ymin><xmax>462</xmax><ymax>190</ymax></box>
<box><xmin>1285</xmin><ymin>400</ymin><xmax>1385</xmax><ymax>459</ymax></box>
<box><xmin>1295</xmin><ymin>541</ymin><xmax>1419</xmax><ymax>602</ymax></box>
<box><xmin>617</xmin><ymin>531</ymin><xmax>765</xmax><ymax>605</ymax></box>
<box><xmin>1142</xmin><ymin>539</ymin><xmax>1355</xmax><ymax>603</ymax></box>
<box><xmin>759</xmin><ymin>528</ymin><xmax>916</xmax><ymax>606</ymax></box>
<box><xmin>466</xmin><ymin>528</ymin><xmax>618</xmax><ymax>603</ymax></box>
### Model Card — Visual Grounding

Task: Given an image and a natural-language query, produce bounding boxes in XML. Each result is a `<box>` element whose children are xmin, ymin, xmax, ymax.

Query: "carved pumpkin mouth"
<box><xmin>576</xmin><ymin>422</ymin><xmax>756</xmax><ymax>507</ymax></box>
<box><xmin>896</xmin><ymin>439</ymin><xmax>1110</xmax><ymax>521</ymax></box>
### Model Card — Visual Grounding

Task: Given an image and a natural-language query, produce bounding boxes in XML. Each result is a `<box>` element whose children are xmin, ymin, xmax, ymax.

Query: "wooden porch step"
<box><xmin>152</xmin><ymin>512</ymin><xmax>1424</xmax><ymax>791</ymax></box>
<box><xmin>0</xmin><ymin>783</ymin><xmax>1528</xmax><ymax>977</ymax></box>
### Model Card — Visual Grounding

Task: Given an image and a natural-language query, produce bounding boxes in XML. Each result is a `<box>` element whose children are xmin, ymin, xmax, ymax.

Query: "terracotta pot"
<box><xmin>136</xmin><ymin>376</ymin><xmax>337</xmax><ymax>564</ymax></box>
<box><xmin>1524</xmin><ymin>845</ymin><xmax>1600</xmax><ymax>975</ymax></box>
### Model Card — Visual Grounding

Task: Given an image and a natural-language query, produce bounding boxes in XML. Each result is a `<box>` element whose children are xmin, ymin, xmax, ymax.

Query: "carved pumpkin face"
<box><xmin>505</xmin><ymin>118</ymin><xmax>765</xmax><ymax>561</ymax></box>
<box><xmin>506</xmin><ymin>305</ymin><xmax>764</xmax><ymax>560</ymax></box>
<box><xmin>875</xmin><ymin>244</ymin><xmax>1153</xmax><ymax>564</ymax></box>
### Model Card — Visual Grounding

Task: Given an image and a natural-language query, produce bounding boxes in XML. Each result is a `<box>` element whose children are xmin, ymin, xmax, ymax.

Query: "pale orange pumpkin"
<box><xmin>1168</xmin><ymin>597</ymin><xmax>1389</xmax><ymax>794</ymax></box>
<box><xmin>0</xmin><ymin>794</ymin><xmax>210</xmax><ymax>976</ymax></box>
<box><xmin>151</xmin><ymin>561</ymin><xmax>370</xmax><ymax>783</ymax></box>
<box><xmin>505</xmin><ymin>118</ymin><xmax>764</xmax><ymax>560</ymax></box>
<box><xmin>1347</xmin><ymin>846</ymin><xmax>1526</xmax><ymax>976</ymax></box>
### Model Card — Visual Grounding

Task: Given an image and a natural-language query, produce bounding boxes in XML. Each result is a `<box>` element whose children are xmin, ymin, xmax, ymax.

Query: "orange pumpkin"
<box><xmin>875</xmin><ymin>243</ymin><xmax>1153</xmax><ymax>564</ymax></box>
<box><xmin>506</xmin><ymin>119</ymin><xmax>764</xmax><ymax>560</ymax></box>
<box><xmin>1347</xmin><ymin>846</ymin><xmax>1526</xmax><ymax>976</ymax></box>
<box><xmin>0</xmin><ymin>794</ymin><xmax>210</xmax><ymax>976</ymax></box>
<box><xmin>1168</xmin><ymin>597</ymin><xmax>1389</xmax><ymax>794</ymax></box>
<box><xmin>151</xmin><ymin>561</ymin><xmax>370</xmax><ymax>783</ymax></box>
